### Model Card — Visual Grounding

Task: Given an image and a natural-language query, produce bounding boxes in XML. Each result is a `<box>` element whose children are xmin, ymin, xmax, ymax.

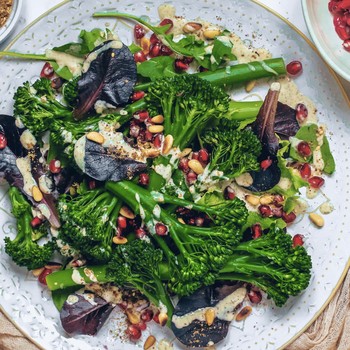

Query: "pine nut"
<box><xmin>245</xmin><ymin>80</ymin><xmax>256</xmax><ymax>93</ymax></box>
<box><xmin>126</xmin><ymin>310</ymin><xmax>140</xmax><ymax>324</ymax></box>
<box><xmin>158</xmin><ymin>312</ymin><xmax>168</xmax><ymax>326</ymax></box>
<box><xmin>203</xmin><ymin>27</ymin><xmax>221</xmax><ymax>39</ymax></box>
<box><xmin>112</xmin><ymin>236</ymin><xmax>128</xmax><ymax>245</ymax></box>
<box><xmin>142</xmin><ymin>148</ymin><xmax>161</xmax><ymax>158</ymax></box>
<box><xmin>245</xmin><ymin>194</ymin><xmax>260</xmax><ymax>206</ymax></box>
<box><xmin>32</xmin><ymin>185</ymin><xmax>43</xmax><ymax>202</ymax></box>
<box><xmin>148</xmin><ymin>125</ymin><xmax>164</xmax><ymax>134</ymax></box>
<box><xmin>120</xmin><ymin>205</ymin><xmax>136</xmax><ymax>219</ymax></box>
<box><xmin>162</xmin><ymin>134</ymin><xmax>174</xmax><ymax>155</ymax></box>
<box><xmin>178</xmin><ymin>148</ymin><xmax>192</xmax><ymax>158</ymax></box>
<box><xmin>188</xmin><ymin>159</ymin><xmax>204</xmax><ymax>175</ymax></box>
<box><xmin>205</xmin><ymin>308</ymin><xmax>216</xmax><ymax>326</ymax></box>
<box><xmin>183</xmin><ymin>22</ymin><xmax>202</xmax><ymax>33</ymax></box>
<box><xmin>86</xmin><ymin>131</ymin><xmax>105</xmax><ymax>144</ymax></box>
<box><xmin>140</xmin><ymin>37</ymin><xmax>151</xmax><ymax>55</ymax></box>
<box><xmin>144</xmin><ymin>335</ymin><xmax>156</xmax><ymax>350</ymax></box>
<box><xmin>259</xmin><ymin>195</ymin><xmax>274</xmax><ymax>205</ymax></box>
<box><xmin>151</xmin><ymin>114</ymin><xmax>164</xmax><ymax>124</ymax></box>
<box><xmin>178</xmin><ymin>217</ymin><xmax>185</xmax><ymax>224</ymax></box>
<box><xmin>235</xmin><ymin>305</ymin><xmax>252</xmax><ymax>321</ymax></box>
<box><xmin>309</xmin><ymin>213</ymin><xmax>324</xmax><ymax>227</ymax></box>
<box><xmin>32</xmin><ymin>267</ymin><xmax>45</xmax><ymax>277</ymax></box>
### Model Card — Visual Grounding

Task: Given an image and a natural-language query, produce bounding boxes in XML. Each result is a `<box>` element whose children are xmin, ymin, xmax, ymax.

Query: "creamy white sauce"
<box><xmin>66</xmin><ymin>294</ymin><xmax>79</xmax><ymax>305</ymax></box>
<box><xmin>152</xmin><ymin>204</ymin><xmax>161</xmax><ymax>219</ymax></box>
<box><xmin>19</xmin><ymin>130</ymin><xmax>37</xmax><ymax>150</ymax></box>
<box><xmin>37</xmin><ymin>203</ymin><xmax>51</xmax><ymax>221</ymax></box>
<box><xmin>16</xmin><ymin>157</ymin><xmax>37</xmax><ymax>196</ymax></box>
<box><xmin>62</xmin><ymin>130</ymin><xmax>73</xmax><ymax>143</ymax></box>
<box><xmin>38</xmin><ymin>175</ymin><xmax>53</xmax><ymax>194</ymax></box>
<box><xmin>277</xmin><ymin>177</ymin><xmax>292</xmax><ymax>191</ymax></box>
<box><xmin>84</xmin><ymin>268</ymin><xmax>98</xmax><ymax>282</ymax></box>
<box><xmin>45</xmin><ymin>49</ymin><xmax>84</xmax><ymax>76</ymax></box>
<box><xmin>85</xmin><ymin>283</ymin><xmax>123</xmax><ymax>305</ymax></box>
<box><xmin>71</xmin><ymin>269</ymin><xmax>86</xmax><ymax>285</ymax></box>
<box><xmin>73</xmin><ymin>136</ymin><xmax>86</xmax><ymax>172</ymax></box>
<box><xmin>154</xmin><ymin>164</ymin><xmax>173</xmax><ymax>182</ymax></box>
<box><xmin>135</xmin><ymin>193</ymin><xmax>146</xmax><ymax>220</ymax></box>
<box><xmin>15</xmin><ymin>117</ymin><xmax>25</xmax><ymax>129</ymax></box>
<box><xmin>158</xmin><ymin>339</ymin><xmax>174</xmax><ymax>350</ymax></box>
<box><xmin>235</xmin><ymin>173</ymin><xmax>253</xmax><ymax>187</ymax></box>
<box><xmin>319</xmin><ymin>201</ymin><xmax>334</xmax><ymax>214</ymax></box>
<box><xmin>151</xmin><ymin>191</ymin><xmax>165</xmax><ymax>203</ymax></box>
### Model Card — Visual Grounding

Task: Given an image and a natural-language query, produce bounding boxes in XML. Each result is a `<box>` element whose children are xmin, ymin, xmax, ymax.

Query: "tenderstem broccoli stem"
<box><xmin>134</xmin><ymin>58</ymin><xmax>286</xmax><ymax>91</ymax></box>
<box><xmin>0</xmin><ymin>51</ymin><xmax>48</xmax><ymax>60</ymax></box>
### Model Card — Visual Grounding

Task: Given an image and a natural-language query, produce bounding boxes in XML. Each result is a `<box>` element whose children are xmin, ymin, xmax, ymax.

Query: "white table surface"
<box><xmin>1</xmin><ymin>0</ymin><xmax>350</xmax><ymax>98</ymax></box>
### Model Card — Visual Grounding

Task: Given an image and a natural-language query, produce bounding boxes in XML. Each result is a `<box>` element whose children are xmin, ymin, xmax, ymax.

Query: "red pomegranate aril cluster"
<box><xmin>282</xmin><ymin>211</ymin><xmax>296</xmax><ymax>224</ymax></box>
<box><xmin>31</xmin><ymin>216</ymin><xmax>43</xmax><ymax>228</ymax></box>
<box><xmin>297</xmin><ymin>141</ymin><xmax>312</xmax><ymax>157</ymax></box>
<box><xmin>134</xmin><ymin>24</ymin><xmax>146</xmax><ymax>41</ymax></box>
<box><xmin>127</xmin><ymin>324</ymin><xmax>142</xmax><ymax>341</ymax></box>
<box><xmin>138</xmin><ymin>173</ymin><xmax>150</xmax><ymax>187</ymax></box>
<box><xmin>141</xmin><ymin>308</ymin><xmax>154</xmax><ymax>322</ymax></box>
<box><xmin>299</xmin><ymin>163</ymin><xmax>312</xmax><ymax>179</ymax></box>
<box><xmin>40</xmin><ymin>62</ymin><xmax>55</xmax><ymax>79</ymax></box>
<box><xmin>328</xmin><ymin>0</ymin><xmax>350</xmax><ymax>50</ymax></box>
<box><xmin>0</xmin><ymin>133</ymin><xmax>7</xmax><ymax>149</ymax></box>
<box><xmin>308</xmin><ymin>176</ymin><xmax>325</xmax><ymax>189</ymax></box>
<box><xmin>292</xmin><ymin>234</ymin><xmax>305</xmax><ymax>247</ymax></box>
<box><xmin>286</xmin><ymin>60</ymin><xmax>303</xmax><ymax>76</ymax></box>
<box><xmin>258</xmin><ymin>205</ymin><xmax>273</xmax><ymax>218</ymax></box>
<box><xmin>49</xmin><ymin>159</ymin><xmax>61</xmax><ymax>174</ymax></box>
<box><xmin>155</xmin><ymin>222</ymin><xmax>168</xmax><ymax>236</ymax></box>
<box><xmin>248</xmin><ymin>289</ymin><xmax>262</xmax><ymax>304</ymax></box>
<box><xmin>134</xmin><ymin>51</ymin><xmax>147</xmax><ymax>63</ymax></box>
<box><xmin>296</xmin><ymin>103</ymin><xmax>308</xmax><ymax>123</ymax></box>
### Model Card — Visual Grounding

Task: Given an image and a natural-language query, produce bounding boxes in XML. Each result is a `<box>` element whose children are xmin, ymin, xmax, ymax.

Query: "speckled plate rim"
<box><xmin>0</xmin><ymin>0</ymin><xmax>23</xmax><ymax>44</ymax></box>
<box><xmin>0</xmin><ymin>1</ymin><xmax>349</xmax><ymax>349</ymax></box>
<box><xmin>301</xmin><ymin>0</ymin><xmax>350</xmax><ymax>83</ymax></box>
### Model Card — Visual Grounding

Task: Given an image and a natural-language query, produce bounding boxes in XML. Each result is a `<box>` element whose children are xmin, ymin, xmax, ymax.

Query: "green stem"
<box><xmin>229</xmin><ymin>100</ymin><xmax>263</xmax><ymax>121</ymax></box>
<box><xmin>0</xmin><ymin>51</ymin><xmax>49</xmax><ymax>61</ymax></box>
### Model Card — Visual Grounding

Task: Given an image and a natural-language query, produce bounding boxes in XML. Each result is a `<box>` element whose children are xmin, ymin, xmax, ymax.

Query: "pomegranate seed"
<box><xmin>296</xmin><ymin>103</ymin><xmax>308</xmax><ymax>123</ymax></box>
<box><xmin>343</xmin><ymin>39</ymin><xmax>350</xmax><ymax>51</ymax></box>
<box><xmin>292</xmin><ymin>234</ymin><xmax>304</xmax><ymax>247</ymax></box>
<box><xmin>175</xmin><ymin>59</ymin><xmax>189</xmax><ymax>70</ymax></box>
<box><xmin>273</xmin><ymin>194</ymin><xmax>284</xmax><ymax>205</ymax></box>
<box><xmin>51</xmin><ymin>77</ymin><xmax>63</xmax><ymax>90</ymax></box>
<box><xmin>182</xmin><ymin>56</ymin><xmax>194</xmax><ymax>64</ymax></box>
<box><xmin>31</xmin><ymin>217</ymin><xmax>42</xmax><ymax>228</ymax></box>
<box><xmin>282</xmin><ymin>211</ymin><xmax>296</xmax><ymax>224</ymax></box>
<box><xmin>118</xmin><ymin>216</ymin><xmax>128</xmax><ymax>230</ymax></box>
<box><xmin>224</xmin><ymin>186</ymin><xmax>236</xmax><ymax>200</ymax></box>
<box><xmin>299</xmin><ymin>163</ymin><xmax>312</xmax><ymax>179</ymax></box>
<box><xmin>248</xmin><ymin>289</ymin><xmax>262</xmax><ymax>304</ymax></box>
<box><xmin>130</xmin><ymin>124</ymin><xmax>141</xmax><ymax>138</ymax></box>
<box><xmin>141</xmin><ymin>309</ymin><xmax>154</xmax><ymax>322</ymax></box>
<box><xmin>272</xmin><ymin>206</ymin><xmax>283</xmax><ymax>218</ymax></box>
<box><xmin>145</xmin><ymin>130</ymin><xmax>153</xmax><ymax>142</ymax></box>
<box><xmin>135</xmin><ymin>227</ymin><xmax>147</xmax><ymax>239</ymax></box>
<box><xmin>134</xmin><ymin>24</ymin><xmax>145</xmax><ymax>41</ymax></box>
<box><xmin>308</xmin><ymin>176</ymin><xmax>325</xmax><ymax>189</ymax></box>
<box><xmin>160</xmin><ymin>45</ymin><xmax>173</xmax><ymax>56</ymax></box>
<box><xmin>195</xmin><ymin>217</ymin><xmax>205</xmax><ymax>227</ymax></box>
<box><xmin>153</xmin><ymin>134</ymin><xmax>162</xmax><ymax>148</ymax></box>
<box><xmin>155</xmin><ymin>222</ymin><xmax>168</xmax><ymax>236</ymax></box>
<box><xmin>135</xmin><ymin>321</ymin><xmax>147</xmax><ymax>331</ymax></box>
<box><xmin>335</xmin><ymin>22</ymin><xmax>350</xmax><ymax>40</ymax></box>
<box><xmin>159</xmin><ymin>18</ymin><xmax>174</xmax><ymax>33</ymax></box>
<box><xmin>260</xmin><ymin>158</ymin><xmax>272</xmax><ymax>171</ymax></box>
<box><xmin>153</xmin><ymin>312</ymin><xmax>160</xmax><ymax>323</ymax></box>
<box><xmin>134</xmin><ymin>51</ymin><xmax>147</xmax><ymax>63</ymax></box>
<box><xmin>131</xmin><ymin>91</ymin><xmax>145</xmax><ymax>101</ymax></box>
<box><xmin>49</xmin><ymin>159</ymin><xmax>61</xmax><ymax>174</ymax></box>
<box><xmin>126</xmin><ymin>324</ymin><xmax>142</xmax><ymax>341</ymax></box>
<box><xmin>297</xmin><ymin>141</ymin><xmax>312</xmax><ymax>157</ymax></box>
<box><xmin>186</xmin><ymin>171</ymin><xmax>197</xmax><ymax>185</ymax></box>
<box><xmin>38</xmin><ymin>268</ymin><xmax>52</xmax><ymax>285</ymax></box>
<box><xmin>251</xmin><ymin>223</ymin><xmax>262</xmax><ymax>239</ymax></box>
<box><xmin>40</xmin><ymin>62</ymin><xmax>54</xmax><ymax>79</ymax></box>
<box><xmin>187</xmin><ymin>218</ymin><xmax>195</xmax><ymax>226</ymax></box>
<box><xmin>191</xmin><ymin>152</ymin><xmax>199</xmax><ymax>160</ymax></box>
<box><xmin>134</xmin><ymin>110</ymin><xmax>149</xmax><ymax>121</ymax></box>
<box><xmin>138</xmin><ymin>173</ymin><xmax>150</xmax><ymax>186</ymax></box>
<box><xmin>198</xmin><ymin>148</ymin><xmax>209</xmax><ymax>164</ymax></box>
<box><xmin>150</xmin><ymin>33</ymin><xmax>160</xmax><ymax>45</ymax></box>
<box><xmin>149</xmin><ymin>42</ymin><xmax>162</xmax><ymax>57</ymax></box>
<box><xmin>286</xmin><ymin>60</ymin><xmax>303</xmax><ymax>76</ymax></box>
<box><xmin>88</xmin><ymin>180</ymin><xmax>96</xmax><ymax>190</ymax></box>
<box><xmin>0</xmin><ymin>133</ymin><xmax>7</xmax><ymax>149</ymax></box>
<box><xmin>258</xmin><ymin>205</ymin><xmax>273</xmax><ymax>218</ymax></box>
<box><xmin>178</xmin><ymin>158</ymin><xmax>190</xmax><ymax>173</ymax></box>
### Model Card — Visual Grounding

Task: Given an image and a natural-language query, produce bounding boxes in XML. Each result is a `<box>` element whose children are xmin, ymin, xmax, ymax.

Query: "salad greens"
<box><xmin>0</xmin><ymin>6</ymin><xmax>336</xmax><ymax>348</ymax></box>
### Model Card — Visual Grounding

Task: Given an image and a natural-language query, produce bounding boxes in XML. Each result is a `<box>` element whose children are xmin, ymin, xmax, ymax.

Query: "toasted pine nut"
<box><xmin>235</xmin><ymin>305</ymin><xmax>252</xmax><ymax>321</ymax></box>
<box><xmin>259</xmin><ymin>195</ymin><xmax>274</xmax><ymax>205</ymax></box>
<box><xmin>32</xmin><ymin>267</ymin><xmax>45</xmax><ymax>277</ymax></box>
<box><xmin>158</xmin><ymin>312</ymin><xmax>168</xmax><ymax>326</ymax></box>
<box><xmin>151</xmin><ymin>115</ymin><xmax>164</xmax><ymax>124</ymax></box>
<box><xmin>86</xmin><ymin>131</ymin><xmax>105</xmax><ymax>144</ymax></box>
<box><xmin>140</xmin><ymin>37</ymin><xmax>151</xmax><ymax>55</ymax></box>
<box><xmin>144</xmin><ymin>335</ymin><xmax>156</xmax><ymax>350</ymax></box>
<box><xmin>188</xmin><ymin>159</ymin><xmax>204</xmax><ymax>175</ymax></box>
<box><xmin>32</xmin><ymin>186</ymin><xmax>43</xmax><ymax>202</ymax></box>
<box><xmin>245</xmin><ymin>194</ymin><xmax>260</xmax><ymax>206</ymax></box>
<box><xmin>162</xmin><ymin>134</ymin><xmax>174</xmax><ymax>155</ymax></box>
<box><xmin>142</xmin><ymin>148</ymin><xmax>161</xmax><ymax>158</ymax></box>
<box><xmin>178</xmin><ymin>148</ymin><xmax>192</xmax><ymax>158</ymax></box>
<box><xmin>183</xmin><ymin>22</ymin><xmax>202</xmax><ymax>33</ymax></box>
<box><xmin>148</xmin><ymin>125</ymin><xmax>164</xmax><ymax>134</ymax></box>
<box><xmin>309</xmin><ymin>213</ymin><xmax>324</xmax><ymax>227</ymax></box>
<box><xmin>120</xmin><ymin>205</ymin><xmax>135</xmax><ymax>219</ymax></box>
<box><xmin>205</xmin><ymin>308</ymin><xmax>216</xmax><ymax>326</ymax></box>
<box><xmin>178</xmin><ymin>217</ymin><xmax>186</xmax><ymax>224</ymax></box>
<box><xmin>126</xmin><ymin>310</ymin><xmax>140</xmax><ymax>324</ymax></box>
<box><xmin>245</xmin><ymin>80</ymin><xmax>256</xmax><ymax>93</ymax></box>
<box><xmin>113</xmin><ymin>236</ymin><xmax>128</xmax><ymax>245</ymax></box>
<box><xmin>203</xmin><ymin>27</ymin><xmax>221</xmax><ymax>39</ymax></box>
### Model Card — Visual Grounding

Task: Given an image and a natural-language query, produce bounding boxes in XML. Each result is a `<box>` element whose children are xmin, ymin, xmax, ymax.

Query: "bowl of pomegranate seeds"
<box><xmin>302</xmin><ymin>0</ymin><xmax>350</xmax><ymax>81</ymax></box>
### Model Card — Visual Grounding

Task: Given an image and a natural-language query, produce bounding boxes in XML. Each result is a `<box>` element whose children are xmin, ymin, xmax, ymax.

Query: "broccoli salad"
<box><xmin>0</xmin><ymin>3</ymin><xmax>335</xmax><ymax>349</ymax></box>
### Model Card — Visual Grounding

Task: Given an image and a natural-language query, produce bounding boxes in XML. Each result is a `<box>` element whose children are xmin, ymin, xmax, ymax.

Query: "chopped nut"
<box><xmin>120</xmin><ymin>205</ymin><xmax>136</xmax><ymax>219</ymax></box>
<box><xmin>151</xmin><ymin>114</ymin><xmax>164</xmax><ymax>124</ymax></box>
<box><xmin>235</xmin><ymin>305</ymin><xmax>252</xmax><ymax>321</ymax></box>
<box><xmin>142</xmin><ymin>148</ymin><xmax>161</xmax><ymax>158</ymax></box>
<box><xmin>178</xmin><ymin>217</ymin><xmax>186</xmax><ymax>224</ymax></box>
<box><xmin>113</xmin><ymin>236</ymin><xmax>128</xmax><ymax>245</ymax></box>
<box><xmin>32</xmin><ymin>186</ymin><xmax>43</xmax><ymax>202</ymax></box>
<box><xmin>162</xmin><ymin>134</ymin><xmax>174</xmax><ymax>155</ymax></box>
<box><xmin>259</xmin><ymin>195</ymin><xmax>274</xmax><ymax>205</ymax></box>
<box><xmin>309</xmin><ymin>213</ymin><xmax>324</xmax><ymax>227</ymax></box>
<box><xmin>245</xmin><ymin>194</ymin><xmax>260</xmax><ymax>206</ymax></box>
<box><xmin>148</xmin><ymin>125</ymin><xmax>164</xmax><ymax>134</ymax></box>
<box><xmin>183</xmin><ymin>22</ymin><xmax>202</xmax><ymax>33</ymax></box>
<box><xmin>245</xmin><ymin>80</ymin><xmax>256</xmax><ymax>93</ymax></box>
<box><xmin>188</xmin><ymin>159</ymin><xmax>204</xmax><ymax>175</ymax></box>
<box><xmin>86</xmin><ymin>131</ymin><xmax>105</xmax><ymax>144</ymax></box>
<box><xmin>158</xmin><ymin>312</ymin><xmax>168</xmax><ymax>326</ymax></box>
<box><xmin>203</xmin><ymin>27</ymin><xmax>221</xmax><ymax>39</ymax></box>
<box><xmin>144</xmin><ymin>335</ymin><xmax>156</xmax><ymax>350</ymax></box>
<box><xmin>32</xmin><ymin>267</ymin><xmax>45</xmax><ymax>277</ymax></box>
<box><xmin>126</xmin><ymin>310</ymin><xmax>140</xmax><ymax>324</ymax></box>
<box><xmin>178</xmin><ymin>148</ymin><xmax>192</xmax><ymax>158</ymax></box>
<box><xmin>205</xmin><ymin>308</ymin><xmax>216</xmax><ymax>326</ymax></box>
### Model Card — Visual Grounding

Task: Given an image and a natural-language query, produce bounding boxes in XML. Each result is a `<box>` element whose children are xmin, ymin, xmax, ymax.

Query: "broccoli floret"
<box><xmin>145</xmin><ymin>74</ymin><xmax>230</xmax><ymax>150</ymax></box>
<box><xmin>4</xmin><ymin>187</ymin><xmax>55</xmax><ymax>270</ymax></box>
<box><xmin>13</xmin><ymin>78</ymin><xmax>73</xmax><ymax>136</ymax></box>
<box><xmin>201</xmin><ymin>118</ymin><xmax>262</xmax><ymax>179</ymax></box>
<box><xmin>57</xmin><ymin>187</ymin><xmax>121</xmax><ymax>263</ymax></box>
<box><xmin>62</xmin><ymin>76</ymin><xmax>79</xmax><ymax>108</ymax></box>
<box><xmin>105</xmin><ymin>180</ymin><xmax>248</xmax><ymax>296</ymax></box>
<box><xmin>217</xmin><ymin>225</ymin><xmax>312</xmax><ymax>306</ymax></box>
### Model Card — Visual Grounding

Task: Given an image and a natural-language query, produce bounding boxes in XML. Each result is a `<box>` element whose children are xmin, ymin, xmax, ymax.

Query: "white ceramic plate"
<box><xmin>0</xmin><ymin>0</ymin><xmax>350</xmax><ymax>349</ymax></box>
<box><xmin>302</xmin><ymin>0</ymin><xmax>350</xmax><ymax>82</ymax></box>
<box><xmin>0</xmin><ymin>0</ymin><xmax>23</xmax><ymax>43</ymax></box>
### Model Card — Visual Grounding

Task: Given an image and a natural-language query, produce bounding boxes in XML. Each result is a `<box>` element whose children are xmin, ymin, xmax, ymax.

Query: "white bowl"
<box><xmin>302</xmin><ymin>0</ymin><xmax>350</xmax><ymax>82</ymax></box>
<box><xmin>0</xmin><ymin>0</ymin><xmax>22</xmax><ymax>43</ymax></box>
